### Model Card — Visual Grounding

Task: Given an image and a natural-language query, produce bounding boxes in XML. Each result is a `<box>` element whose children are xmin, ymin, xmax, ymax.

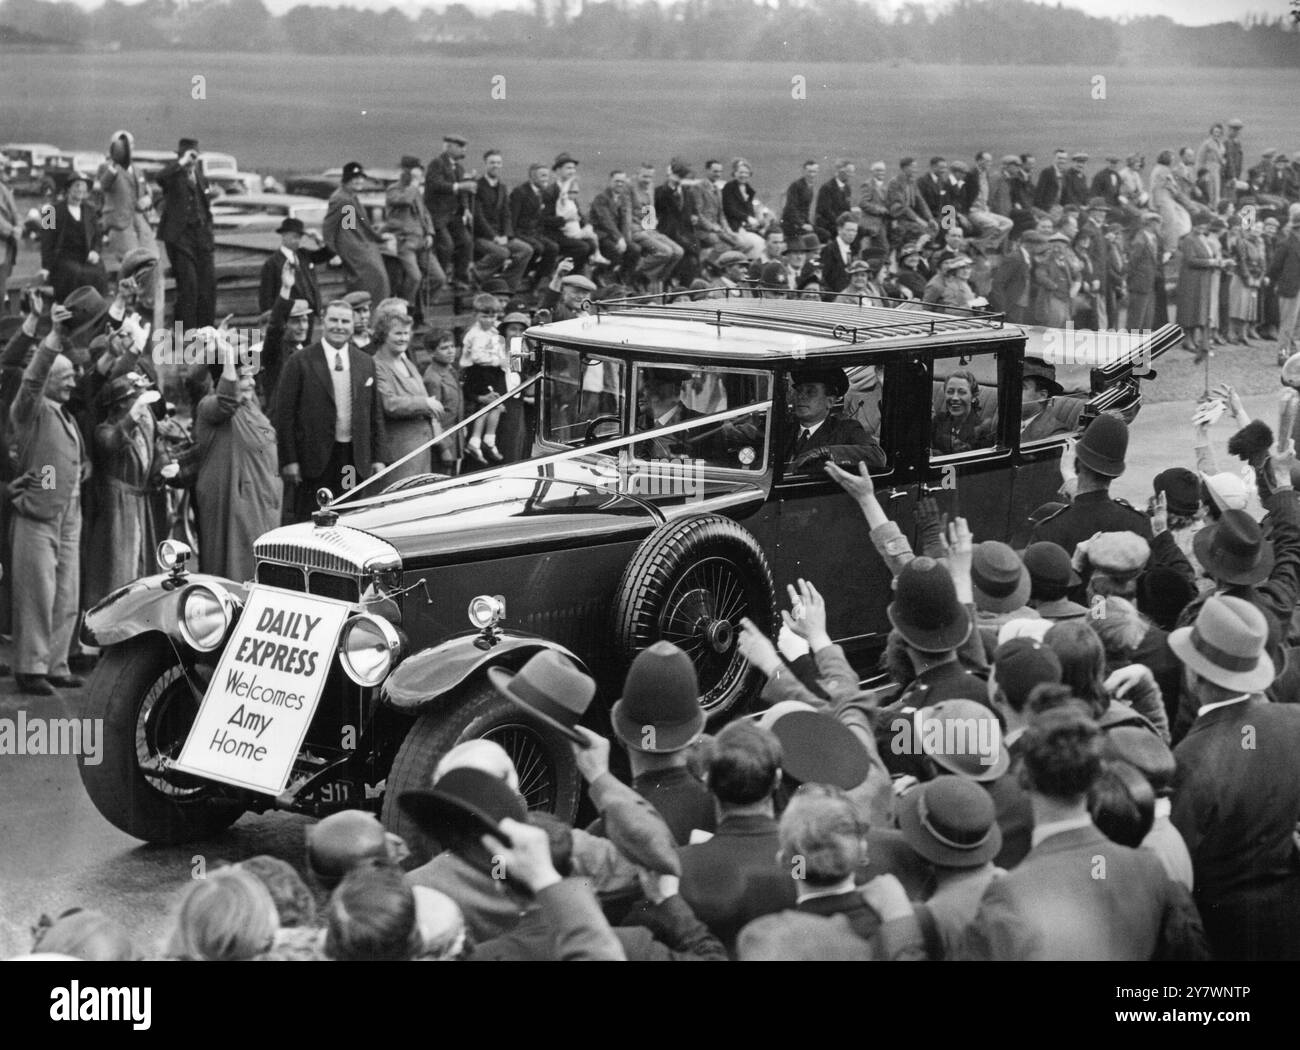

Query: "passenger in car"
<box><xmin>931</xmin><ymin>370</ymin><xmax>995</xmax><ymax>454</ymax></box>
<box><xmin>635</xmin><ymin>368</ymin><xmax>704</xmax><ymax>459</ymax></box>
<box><xmin>785</xmin><ymin>366</ymin><xmax>886</xmax><ymax>473</ymax></box>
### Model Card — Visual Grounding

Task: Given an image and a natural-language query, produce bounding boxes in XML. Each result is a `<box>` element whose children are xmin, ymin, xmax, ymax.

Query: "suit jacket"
<box><xmin>958</xmin><ymin>824</ymin><xmax>1209</xmax><ymax>960</ymax></box>
<box><xmin>654</xmin><ymin>182</ymin><xmax>697</xmax><ymax>245</ymax></box>
<box><xmin>721</xmin><ymin>180</ymin><xmax>758</xmax><ymax>232</ymax></box>
<box><xmin>586</xmin><ymin>766</ymin><xmax>716</xmax><ymax>846</ymax></box>
<box><xmin>990</xmin><ymin>171</ymin><xmax>1031</xmax><ymax>219</ymax></box>
<box><xmin>989</xmin><ymin>249</ymin><xmax>1032</xmax><ymax>322</ymax></box>
<box><xmin>1090</xmin><ymin>168</ymin><xmax>1123</xmax><ymax>205</ymax></box>
<box><xmin>819</xmin><ymin>237</ymin><xmax>855</xmax><ymax>294</ymax></box>
<box><xmin>323</xmin><ymin>187</ymin><xmax>384</xmax><ymax>253</ymax></box>
<box><xmin>917</xmin><ymin>171</ymin><xmax>951</xmax><ymax>220</ymax></box>
<box><xmin>1061</xmin><ymin>169</ymin><xmax>1090</xmax><ymax>208</ymax></box>
<box><xmin>1033</xmin><ymin>165</ymin><xmax>1065</xmax><ymax>211</ymax></box>
<box><xmin>257</xmin><ymin>245</ymin><xmax>330</xmax><ymax>314</ymax></box>
<box><xmin>677</xmin><ymin>813</ymin><xmax>796</xmax><ymax>948</ymax></box>
<box><xmin>785</xmin><ymin>412</ymin><xmax>886</xmax><ymax>472</ymax></box>
<box><xmin>589</xmin><ymin>188</ymin><xmax>633</xmax><ymax>242</ymax></box>
<box><xmin>1267</xmin><ymin>228</ymin><xmax>1300</xmax><ymax>299</ymax></box>
<box><xmin>95</xmin><ymin>162</ymin><xmax>150</xmax><ymax>233</ymax></box>
<box><xmin>508</xmin><ymin>181</ymin><xmax>548</xmax><ymax>239</ymax></box>
<box><xmin>1127</xmin><ymin>229</ymin><xmax>1161</xmax><ymax>293</ymax></box>
<box><xmin>1020</xmin><ymin>399</ymin><xmax>1082</xmax><ymax>442</ymax></box>
<box><xmin>39</xmin><ymin>201</ymin><xmax>102</xmax><ymax>272</ymax></box>
<box><xmin>781</xmin><ymin>178</ymin><xmax>816</xmax><ymax>239</ymax></box>
<box><xmin>472</xmin><ymin>177</ymin><xmax>512</xmax><ymax>241</ymax></box>
<box><xmin>269</xmin><ymin>341</ymin><xmax>383</xmax><ymax>479</ymax></box>
<box><xmin>423</xmin><ymin>151</ymin><xmax>470</xmax><ymax>225</ymax></box>
<box><xmin>386</xmin><ymin>182</ymin><xmax>436</xmax><ymax>242</ymax></box>
<box><xmin>814</xmin><ymin>177</ymin><xmax>854</xmax><ymax>242</ymax></box>
<box><xmin>1172</xmin><ymin>699</ymin><xmax>1300</xmax><ymax>911</ymax></box>
<box><xmin>886</xmin><ymin>174</ymin><xmax>933</xmax><ymax>225</ymax></box>
<box><xmin>1030</xmin><ymin>489</ymin><xmax>1153</xmax><ymax>557</ymax></box>
<box><xmin>858</xmin><ymin>177</ymin><xmax>890</xmax><ymax>237</ymax></box>
<box><xmin>155</xmin><ymin>159</ymin><xmax>213</xmax><ymax>247</ymax></box>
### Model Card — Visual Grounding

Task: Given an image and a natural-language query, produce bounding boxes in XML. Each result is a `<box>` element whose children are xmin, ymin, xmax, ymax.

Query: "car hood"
<box><xmin>334</xmin><ymin>458</ymin><xmax>764</xmax><ymax>565</ymax></box>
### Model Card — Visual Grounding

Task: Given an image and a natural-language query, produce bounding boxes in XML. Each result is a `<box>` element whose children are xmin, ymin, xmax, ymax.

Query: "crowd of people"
<box><xmin>10</xmin><ymin>376</ymin><xmax>1300</xmax><ymax>960</ymax></box>
<box><xmin>4</xmin><ymin>120</ymin><xmax>1300</xmax><ymax>962</ymax></box>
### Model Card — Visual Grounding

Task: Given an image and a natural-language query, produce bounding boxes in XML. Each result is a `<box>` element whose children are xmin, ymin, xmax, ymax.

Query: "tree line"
<box><xmin>0</xmin><ymin>0</ymin><xmax>1297</xmax><ymax>66</ymax></box>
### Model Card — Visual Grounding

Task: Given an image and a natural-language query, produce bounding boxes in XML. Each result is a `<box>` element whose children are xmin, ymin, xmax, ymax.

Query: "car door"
<box><xmin>771</xmin><ymin>354</ymin><xmax>918</xmax><ymax>656</ymax></box>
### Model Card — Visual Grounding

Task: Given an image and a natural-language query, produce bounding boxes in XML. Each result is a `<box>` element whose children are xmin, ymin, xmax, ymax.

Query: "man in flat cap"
<box><xmin>156</xmin><ymin>136</ymin><xmax>215</xmax><ymax>329</ymax></box>
<box><xmin>424</xmin><ymin>135</ymin><xmax>477</xmax><ymax>292</ymax></box>
<box><xmin>1061</xmin><ymin>152</ymin><xmax>1091</xmax><ymax>209</ymax></box>
<box><xmin>785</xmin><ymin>366</ymin><xmax>885</xmax><ymax>475</ymax></box>
<box><xmin>385</xmin><ymin>155</ymin><xmax>442</xmax><ymax>310</ymax></box>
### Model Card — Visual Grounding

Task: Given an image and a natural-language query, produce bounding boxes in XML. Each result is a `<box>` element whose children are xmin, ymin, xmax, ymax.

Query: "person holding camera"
<box><xmin>156</xmin><ymin>137</ymin><xmax>216</xmax><ymax>330</ymax></box>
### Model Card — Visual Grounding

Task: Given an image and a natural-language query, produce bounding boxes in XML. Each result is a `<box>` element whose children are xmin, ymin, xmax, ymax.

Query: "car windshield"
<box><xmin>540</xmin><ymin>346</ymin><xmax>627</xmax><ymax>448</ymax></box>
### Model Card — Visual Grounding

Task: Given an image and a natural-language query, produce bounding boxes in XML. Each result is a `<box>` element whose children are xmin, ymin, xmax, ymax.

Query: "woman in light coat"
<box><xmin>96</xmin><ymin>130</ymin><xmax>156</xmax><ymax>270</ymax></box>
<box><xmin>372</xmin><ymin>308</ymin><xmax>440</xmax><ymax>484</ymax></box>
<box><xmin>1150</xmin><ymin>151</ymin><xmax>1192</xmax><ymax>254</ymax></box>
<box><xmin>1194</xmin><ymin>124</ymin><xmax>1227</xmax><ymax>206</ymax></box>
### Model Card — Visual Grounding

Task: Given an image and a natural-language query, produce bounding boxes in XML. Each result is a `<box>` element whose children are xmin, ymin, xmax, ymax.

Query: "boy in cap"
<box><xmin>1169</xmin><ymin>595</ymin><xmax>1300</xmax><ymax>959</ymax></box>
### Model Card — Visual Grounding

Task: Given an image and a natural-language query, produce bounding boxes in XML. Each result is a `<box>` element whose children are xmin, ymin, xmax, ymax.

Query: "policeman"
<box><xmin>1030</xmin><ymin>413</ymin><xmax>1151</xmax><ymax>557</ymax></box>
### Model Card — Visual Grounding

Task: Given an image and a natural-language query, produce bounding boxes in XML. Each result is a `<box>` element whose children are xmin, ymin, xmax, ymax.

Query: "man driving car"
<box><xmin>784</xmin><ymin>366</ymin><xmax>886</xmax><ymax>474</ymax></box>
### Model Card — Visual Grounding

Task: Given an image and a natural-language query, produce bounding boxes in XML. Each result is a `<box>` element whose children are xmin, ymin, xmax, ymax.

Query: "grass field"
<box><xmin>4</xmin><ymin>51</ymin><xmax>1300</xmax><ymax>197</ymax></box>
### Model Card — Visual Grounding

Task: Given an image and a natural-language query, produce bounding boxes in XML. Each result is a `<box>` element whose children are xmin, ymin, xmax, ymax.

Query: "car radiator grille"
<box><xmin>256</xmin><ymin>563</ymin><xmax>361</xmax><ymax>603</ymax></box>
<box><xmin>252</xmin><ymin>523</ymin><xmax>400</xmax><ymax>605</ymax></box>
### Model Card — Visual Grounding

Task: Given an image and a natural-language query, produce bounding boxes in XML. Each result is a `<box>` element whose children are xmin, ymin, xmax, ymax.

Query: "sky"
<box><xmin>50</xmin><ymin>0</ymin><xmax>1281</xmax><ymax>27</ymax></box>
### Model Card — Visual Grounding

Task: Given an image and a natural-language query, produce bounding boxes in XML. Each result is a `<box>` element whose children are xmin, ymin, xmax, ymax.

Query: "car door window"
<box><xmin>929</xmin><ymin>351</ymin><xmax>1003</xmax><ymax>460</ymax></box>
<box><xmin>630</xmin><ymin>363</ymin><xmax>770</xmax><ymax>472</ymax></box>
<box><xmin>540</xmin><ymin>346</ymin><xmax>626</xmax><ymax>449</ymax></box>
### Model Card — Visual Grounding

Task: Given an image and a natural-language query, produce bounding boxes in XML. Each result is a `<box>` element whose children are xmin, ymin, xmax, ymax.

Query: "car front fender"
<box><xmin>380</xmin><ymin>630</ymin><xmax>589</xmax><ymax>715</ymax></box>
<box><xmin>81</xmin><ymin>573</ymin><xmax>249</xmax><ymax>648</ymax></box>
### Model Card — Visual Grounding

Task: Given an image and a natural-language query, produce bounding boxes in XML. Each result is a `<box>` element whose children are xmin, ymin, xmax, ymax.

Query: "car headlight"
<box><xmin>339</xmin><ymin>613</ymin><xmax>403</xmax><ymax>687</ymax></box>
<box><xmin>158</xmin><ymin>539</ymin><xmax>192</xmax><ymax>573</ymax></box>
<box><xmin>468</xmin><ymin>594</ymin><xmax>506</xmax><ymax>629</ymax></box>
<box><xmin>178</xmin><ymin>582</ymin><xmax>237</xmax><ymax>652</ymax></box>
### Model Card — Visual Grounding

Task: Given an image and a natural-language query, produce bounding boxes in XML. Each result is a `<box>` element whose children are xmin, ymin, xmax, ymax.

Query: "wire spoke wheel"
<box><xmin>482</xmin><ymin>722</ymin><xmax>557</xmax><ymax>812</ymax></box>
<box><xmin>135</xmin><ymin>662</ymin><xmax>210</xmax><ymax>799</ymax></box>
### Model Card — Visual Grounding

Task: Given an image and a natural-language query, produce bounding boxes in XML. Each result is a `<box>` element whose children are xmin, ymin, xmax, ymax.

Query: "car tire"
<box><xmin>612</xmin><ymin>513</ymin><xmax>777</xmax><ymax>721</ymax></box>
<box><xmin>78</xmin><ymin>635</ymin><xmax>245</xmax><ymax>844</ymax></box>
<box><xmin>380</xmin><ymin>679</ymin><xmax>581</xmax><ymax>867</ymax></box>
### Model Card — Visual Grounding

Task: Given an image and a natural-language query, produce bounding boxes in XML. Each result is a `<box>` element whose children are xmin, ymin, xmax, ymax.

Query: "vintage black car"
<box><xmin>76</xmin><ymin>295</ymin><xmax>1176</xmax><ymax>851</ymax></box>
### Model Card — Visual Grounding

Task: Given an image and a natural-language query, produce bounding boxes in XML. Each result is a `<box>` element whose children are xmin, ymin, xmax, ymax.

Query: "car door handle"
<box><xmin>920</xmin><ymin>483</ymin><xmax>948</xmax><ymax>495</ymax></box>
<box><xmin>886</xmin><ymin>488</ymin><xmax>909</xmax><ymax>501</ymax></box>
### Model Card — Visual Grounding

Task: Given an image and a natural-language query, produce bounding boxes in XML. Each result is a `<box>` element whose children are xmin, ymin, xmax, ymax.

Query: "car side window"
<box><xmin>540</xmin><ymin>346</ymin><xmax>625</xmax><ymax>447</ymax></box>
<box><xmin>782</xmin><ymin>364</ymin><xmax>891</xmax><ymax>477</ymax></box>
<box><xmin>929</xmin><ymin>352</ymin><xmax>1003</xmax><ymax>460</ymax></box>
<box><xmin>632</xmin><ymin>364</ymin><xmax>770</xmax><ymax>472</ymax></box>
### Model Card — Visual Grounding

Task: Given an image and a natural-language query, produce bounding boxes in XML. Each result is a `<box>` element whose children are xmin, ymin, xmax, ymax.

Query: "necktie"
<box><xmin>794</xmin><ymin>428</ymin><xmax>812</xmax><ymax>456</ymax></box>
<box><xmin>807</xmin><ymin>183</ymin><xmax>816</xmax><ymax>226</ymax></box>
<box><xmin>334</xmin><ymin>351</ymin><xmax>343</xmax><ymax>372</ymax></box>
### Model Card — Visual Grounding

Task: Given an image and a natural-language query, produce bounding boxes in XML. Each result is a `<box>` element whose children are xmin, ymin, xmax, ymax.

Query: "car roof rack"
<box><xmin>587</xmin><ymin>287</ymin><xmax>1008</xmax><ymax>345</ymax></box>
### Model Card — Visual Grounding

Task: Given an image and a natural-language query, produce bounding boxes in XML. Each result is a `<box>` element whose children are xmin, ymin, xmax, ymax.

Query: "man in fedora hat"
<box><xmin>899</xmin><ymin>775</ymin><xmax>1004</xmax><ymax>959</ymax></box>
<box><xmin>1019</xmin><ymin>357</ymin><xmax>1079</xmax><ymax>442</ymax></box>
<box><xmin>1022</xmin><ymin>541</ymin><xmax>1087</xmax><ymax>620</ymax></box>
<box><xmin>257</xmin><ymin>216</ymin><xmax>331</xmax><ymax>315</ymax></box>
<box><xmin>1169</xmin><ymin>595</ymin><xmax>1300</xmax><ymax>959</ymax></box>
<box><xmin>970</xmin><ymin>540</ymin><xmax>1039</xmax><ymax>650</ymax></box>
<box><xmin>785</xmin><ymin>365</ymin><xmax>884</xmax><ymax>475</ymax></box>
<box><xmin>1030</xmin><ymin>413</ymin><xmax>1152</xmax><ymax>559</ymax></box>
<box><xmin>156</xmin><ymin>137</ymin><xmax>216</xmax><ymax>329</ymax></box>
<box><xmin>603</xmin><ymin>641</ymin><xmax>714</xmax><ymax>844</ymax></box>
<box><xmin>959</xmin><ymin>707</ymin><xmax>1207</xmax><ymax>960</ymax></box>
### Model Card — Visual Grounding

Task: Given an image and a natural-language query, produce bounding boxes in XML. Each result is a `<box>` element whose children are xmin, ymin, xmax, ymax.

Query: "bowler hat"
<box><xmin>305</xmin><ymin>810</ymin><xmax>389</xmax><ymax>883</ymax></box>
<box><xmin>1169</xmin><ymin>594</ymin><xmax>1275</xmax><ymax>693</ymax></box>
<box><xmin>1028</xmin><ymin>501</ymin><xmax>1066</xmax><ymax>526</ymax></box>
<box><xmin>177</xmin><ymin>137</ymin><xmax>199</xmax><ymax>154</ymax></box>
<box><xmin>1193</xmin><ymin>510</ymin><xmax>1273</xmax><ymax>586</ymax></box>
<box><xmin>916</xmin><ymin>699</ymin><xmax>1009</xmax><ymax>781</ymax></box>
<box><xmin>1153</xmin><ymin>467</ymin><xmax>1200</xmax><ymax>518</ymax></box>
<box><xmin>103</xmin><ymin>374</ymin><xmax>141</xmax><ymax>407</ymax></box>
<box><xmin>887</xmin><ymin>557</ymin><xmax>971</xmax><ymax>653</ymax></box>
<box><xmin>992</xmin><ymin>638</ymin><xmax>1062</xmax><ymax>712</ymax></box>
<box><xmin>610</xmin><ymin>642</ymin><xmax>705</xmax><ymax>753</ymax></box>
<box><xmin>1022</xmin><ymin>541</ymin><xmax>1080</xmax><ymax>600</ymax></box>
<box><xmin>399</xmin><ymin>154</ymin><xmax>422</xmax><ymax>169</ymax></box>
<box><xmin>276</xmin><ymin>217</ymin><xmax>306</xmax><ymax>235</ymax></box>
<box><xmin>341</xmin><ymin>161</ymin><xmax>367</xmax><ymax>182</ymax></box>
<box><xmin>797</xmin><ymin>233</ymin><xmax>822</xmax><ymax>252</ymax></box>
<box><xmin>552</xmin><ymin>152</ymin><xmax>578</xmax><ymax>170</ymax></box>
<box><xmin>970</xmin><ymin>541</ymin><xmax>1031</xmax><ymax>614</ymax></box>
<box><xmin>1022</xmin><ymin>356</ymin><xmax>1063</xmax><ymax>398</ymax></box>
<box><xmin>898</xmin><ymin>775</ymin><xmax>1003</xmax><ymax>868</ymax></box>
<box><xmin>1136</xmin><ymin>566</ymin><xmax>1196</xmax><ymax>632</ymax></box>
<box><xmin>790</xmin><ymin>366</ymin><xmax>849</xmax><ymax>398</ymax></box>
<box><xmin>487</xmin><ymin>650</ymin><xmax>596</xmax><ymax>746</ymax></box>
<box><xmin>398</xmin><ymin>767</ymin><xmax>527</xmax><ymax>843</ymax></box>
<box><xmin>1074</xmin><ymin>413</ymin><xmax>1129</xmax><ymax>477</ymax></box>
<box><xmin>767</xmin><ymin>709</ymin><xmax>871</xmax><ymax>790</ymax></box>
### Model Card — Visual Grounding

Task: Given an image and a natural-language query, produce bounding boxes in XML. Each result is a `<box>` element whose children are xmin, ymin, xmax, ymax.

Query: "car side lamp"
<box><xmin>469</xmin><ymin>595</ymin><xmax>506</xmax><ymax>650</ymax></box>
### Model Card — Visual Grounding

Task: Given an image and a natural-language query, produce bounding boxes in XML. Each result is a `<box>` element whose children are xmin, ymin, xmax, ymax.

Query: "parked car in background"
<box><xmin>1</xmin><ymin>142</ymin><xmax>63</xmax><ymax>194</ymax></box>
<box><xmin>40</xmin><ymin>149</ymin><xmax>108</xmax><ymax>196</ymax></box>
<box><xmin>210</xmin><ymin>192</ymin><xmax>328</xmax><ymax>235</ymax></box>
<box><xmin>75</xmin><ymin>293</ymin><xmax>1177</xmax><ymax>856</ymax></box>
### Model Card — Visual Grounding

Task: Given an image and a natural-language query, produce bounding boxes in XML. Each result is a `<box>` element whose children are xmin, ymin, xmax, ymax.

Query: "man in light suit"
<box><xmin>958</xmin><ymin>707</ymin><xmax>1208</xmax><ymax>960</ymax></box>
<box><xmin>1169</xmin><ymin>595</ymin><xmax>1300</xmax><ymax>960</ymax></box>
<box><xmin>270</xmin><ymin>299</ymin><xmax>385</xmax><ymax>522</ymax></box>
<box><xmin>857</xmin><ymin>161</ymin><xmax>891</xmax><ymax>249</ymax></box>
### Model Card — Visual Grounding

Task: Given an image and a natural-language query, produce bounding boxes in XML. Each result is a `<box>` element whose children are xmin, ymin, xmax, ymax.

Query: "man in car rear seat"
<box><xmin>785</xmin><ymin>366</ymin><xmax>886</xmax><ymax>474</ymax></box>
